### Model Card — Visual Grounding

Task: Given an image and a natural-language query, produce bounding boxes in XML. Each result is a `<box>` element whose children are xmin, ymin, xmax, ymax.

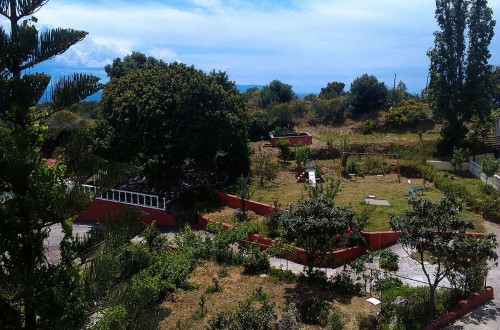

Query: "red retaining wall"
<box><xmin>77</xmin><ymin>199</ymin><xmax>177</xmax><ymax>227</ymax></box>
<box><xmin>362</xmin><ymin>231</ymin><xmax>401</xmax><ymax>250</ymax></box>
<box><xmin>424</xmin><ymin>287</ymin><xmax>494</xmax><ymax>330</ymax></box>
<box><xmin>217</xmin><ymin>192</ymin><xmax>274</xmax><ymax>216</ymax></box>
<box><xmin>269</xmin><ymin>133</ymin><xmax>313</xmax><ymax>147</ymax></box>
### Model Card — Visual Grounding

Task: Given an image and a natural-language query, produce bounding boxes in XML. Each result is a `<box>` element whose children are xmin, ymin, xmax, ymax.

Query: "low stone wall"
<box><xmin>77</xmin><ymin>199</ymin><xmax>177</xmax><ymax>227</ymax></box>
<box><xmin>424</xmin><ymin>287</ymin><xmax>494</xmax><ymax>330</ymax></box>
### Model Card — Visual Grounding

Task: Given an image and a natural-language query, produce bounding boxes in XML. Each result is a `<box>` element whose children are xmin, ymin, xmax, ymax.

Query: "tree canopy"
<box><xmin>319</xmin><ymin>81</ymin><xmax>345</xmax><ymax>100</ymax></box>
<box><xmin>260</xmin><ymin>79</ymin><xmax>296</xmax><ymax>108</ymax></box>
<box><xmin>104</xmin><ymin>51</ymin><xmax>166</xmax><ymax>79</ymax></box>
<box><xmin>427</xmin><ymin>0</ymin><xmax>496</xmax><ymax>155</ymax></box>
<box><xmin>389</xmin><ymin>195</ymin><xmax>498</xmax><ymax>317</ymax></box>
<box><xmin>349</xmin><ymin>74</ymin><xmax>388</xmax><ymax>115</ymax></box>
<box><xmin>98</xmin><ymin>62</ymin><xmax>250</xmax><ymax>190</ymax></box>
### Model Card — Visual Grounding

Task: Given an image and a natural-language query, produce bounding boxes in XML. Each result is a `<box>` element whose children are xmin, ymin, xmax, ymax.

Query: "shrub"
<box><xmin>331</xmin><ymin>273</ymin><xmax>362</xmax><ymax>294</ymax></box>
<box><xmin>295</xmin><ymin>143</ymin><xmax>311</xmax><ymax>167</ymax></box>
<box><xmin>361</xmin><ymin>119</ymin><xmax>376</xmax><ymax>134</ymax></box>
<box><xmin>277</xmin><ymin>138</ymin><xmax>291</xmax><ymax>161</ymax></box>
<box><xmin>242</xmin><ymin>245</ymin><xmax>271</xmax><ymax>274</ymax></box>
<box><xmin>268</xmin><ymin>267</ymin><xmax>297</xmax><ymax>283</ymax></box>
<box><xmin>327</xmin><ymin>312</ymin><xmax>345</xmax><ymax>330</ymax></box>
<box><xmin>206</xmin><ymin>289</ymin><xmax>276</xmax><ymax>330</ymax></box>
<box><xmin>379</xmin><ymin>249</ymin><xmax>399</xmax><ymax>271</ymax></box>
<box><xmin>357</xmin><ymin>314</ymin><xmax>378</xmax><ymax>330</ymax></box>
<box><xmin>299</xmin><ymin>298</ymin><xmax>330</xmax><ymax>325</ymax></box>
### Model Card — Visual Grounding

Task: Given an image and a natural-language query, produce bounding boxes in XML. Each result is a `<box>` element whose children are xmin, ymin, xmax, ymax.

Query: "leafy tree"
<box><xmin>281</xmin><ymin>197</ymin><xmax>362</xmax><ymax>273</ymax></box>
<box><xmin>0</xmin><ymin>1</ymin><xmax>126</xmax><ymax>327</ymax></box>
<box><xmin>98</xmin><ymin>63</ymin><xmax>250</xmax><ymax>190</ymax></box>
<box><xmin>389</xmin><ymin>195</ymin><xmax>498</xmax><ymax>317</ymax></box>
<box><xmin>104</xmin><ymin>51</ymin><xmax>166</xmax><ymax>79</ymax></box>
<box><xmin>319</xmin><ymin>81</ymin><xmax>345</xmax><ymax>100</ymax></box>
<box><xmin>260</xmin><ymin>79</ymin><xmax>296</xmax><ymax>108</ymax></box>
<box><xmin>349</xmin><ymin>74</ymin><xmax>388</xmax><ymax>116</ymax></box>
<box><xmin>427</xmin><ymin>0</ymin><xmax>495</xmax><ymax>155</ymax></box>
<box><xmin>481</xmin><ymin>154</ymin><xmax>500</xmax><ymax>186</ymax></box>
<box><xmin>252</xmin><ymin>146</ymin><xmax>278</xmax><ymax>186</ymax></box>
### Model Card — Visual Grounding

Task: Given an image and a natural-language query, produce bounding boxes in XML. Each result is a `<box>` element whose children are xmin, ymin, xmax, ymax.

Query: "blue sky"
<box><xmin>7</xmin><ymin>0</ymin><xmax>500</xmax><ymax>94</ymax></box>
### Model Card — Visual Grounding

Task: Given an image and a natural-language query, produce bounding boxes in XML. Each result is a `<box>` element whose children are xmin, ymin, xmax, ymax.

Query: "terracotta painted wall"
<box><xmin>424</xmin><ymin>287</ymin><xmax>494</xmax><ymax>330</ymax></box>
<box><xmin>77</xmin><ymin>199</ymin><xmax>177</xmax><ymax>227</ymax></box>
<box><xmin>269</xmin><ymin>134</ymin><xmax>313</xmax><ymax>147</ymax></box>
<box><xmin>217</xmin><ymin>192</ymin><xmax>274</xmax><ymax>216</ymax></box>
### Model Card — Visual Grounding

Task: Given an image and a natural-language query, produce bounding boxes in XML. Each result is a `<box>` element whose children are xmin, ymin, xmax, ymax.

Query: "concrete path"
<box><xmin>44</xmin><ymin>223</ymin><xmax>95</xmax><ymax>264</ymax></box>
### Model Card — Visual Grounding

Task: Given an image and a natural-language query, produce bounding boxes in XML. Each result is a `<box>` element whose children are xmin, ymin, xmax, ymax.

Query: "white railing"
<box><xmin>82</xmin><ymin>184</ymin><xmax>166</xmax><ymax>210</ymax></box>
<box><xmin>469</xmin><ymin>157</ymin><xmax>500</xmax><ymax>190</ymax></box>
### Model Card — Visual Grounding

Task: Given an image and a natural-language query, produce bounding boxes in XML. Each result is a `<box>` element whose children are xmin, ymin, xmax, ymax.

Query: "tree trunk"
<box><xmin>428</xmin><ymin>285</ymin><xmax>436</xmax><ymax>319</ymax></box>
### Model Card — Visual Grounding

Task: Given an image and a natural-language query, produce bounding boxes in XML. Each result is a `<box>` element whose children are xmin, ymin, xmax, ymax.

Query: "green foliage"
<box><xmin>389</xmin><ymin>195</ymin><xmax>498</xmax><ymax>316</ymax></box>
<box><xmin>0</xmin><ymin>3</ymin><xmax>120</xmax><ymax>327</ymax></box>
<box><xmin>206</xmin><ymin>288</ymin><xmax>276</xmax><ymax>330</ymax></box>
<box><xmin>104</xmin><ymin>51</ymin><xmax>166</xmax><ymax>79</ymax></box>
<box><xmin>451</xmin><ymin>147</ymin><xmax>469</xmax><ymax>171</ymax></box>
<box><xmin>378</xmin><ymin>249</ymin><xmax>399</xmax><ymax>271</ymax></box>
<box><xmin>361</xmin><ymin>119</ymin><xmax>376</xmax><ymax>134</ymax></box>
<box><xmin>306</xmin><ymin>177</ymin><xmax>342</xmax><ymax>203</ymax></box>
<box><xmin>384</xmin><ymin>99</ymin><xmax>430</xmax><ymax>127</ymax></box>
<box><xmin>357</xmin><ymin>314</ymin><xmax>379</xmax><ymax>330</ymax></box>
<box><xmin>309</xmin><ymin>97</ymin><xmax>347</xmax><ymax>125</ymax></box>
<box><xmin>192</xmin><ymin>295</ymin><xmax>207</xmax><ymax>320</ymax></box>
<box><xmin>268</xmin><ymin>267</ymin><xmax>297</xmax><ymax>283</ymax></box>
<box><xmin>260</xmin><ymin>79</ymin><xmax>296</xmax><ymax>108</ymax></box>
<box><xmin>428</xmin><ymin>0</ymin><xmax>495</xmax><ymax>155</ymax></box>
<box><xmin>92</xmin><ymin>305</ymin><xmax>127</xmax><ymax>330</ymax></box>
<box><xmin>481</xmin><ymin>154</ymin><xmax>499</xmax><ymax>186</ymax></box>
<box><xmin>295</xmin><ymin>143</ymin><xmax>311</xmax><ymax>167</ymax></box>
<box><xmin>277</xmin><ymin>138</ymin><xmax>291</xmax><ymax>161</ymax></box>
<box><xmin>235</xmin><ymin>176</ymin><xmax>254</xmax><ymax>219</ymax></box>
<box><xmin>319</xmin><ymin>81</ymin><xmax>346</xmax><ymax>100</ymax></box>
<box><xmin>98</xmin><ymin>62</ymin><xmax>250</xmax><ymax>190</ymax></box>
<box><xmin>349</xmin><ymin>74</ymin><xmax>388</xmax><ymax>116</ymax></box>
<box><xmin>380</xmin><ymin>285</ymin><xmax>458</xmax><ymax>329</ymax></box>
<box><xmin>299</xmin><ymin>298</ymin><xmax>330</xmax><ymax>325</ymax></box>
<box><xmin>242</xmin><ymin>244</ymin><xmax>271</xmax><ymax>274</ymax></box>
<box><xmin>326</xmin><ymin>312</ymin><xmax>345</xmax><ymax>330</ymax></box>
<box><xmin>281</xmin><ymin>197</ymin><xmax>365</xmax><ymax>271</ymax></box>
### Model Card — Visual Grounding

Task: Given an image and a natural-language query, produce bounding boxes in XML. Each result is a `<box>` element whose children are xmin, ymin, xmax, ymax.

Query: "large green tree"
<box><xmin>349</xmin><ymin>74</ymin><xmax>388</xmax><ymax>116</ymax></box>
<box><xmin>389</xmin><ymin>195</ymin><xmax>498</xmax><ymax>318</ymax></box>
<box><xmin>260</xmin><ymin>79</ymin><xmax>296</xmax><ymax>108</ymax></box>
<box><xmin>427</xmin><ymin>0</ymin><xmax>495</xmax><ymax>155</ymax></box>
<box><xmin>98</xmin><ymin>62</ymin><xmax>250</xmax><ymax>190</ymax></box>
<box><xmin>0</xmin><ymin>1</ymin><xmax>126</xmax><ymax>328</ymax></box>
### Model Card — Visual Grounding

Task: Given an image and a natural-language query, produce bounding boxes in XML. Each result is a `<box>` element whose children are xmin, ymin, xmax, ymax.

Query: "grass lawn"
<box><xmin>249</xmin><ymin>166</ymin><xmax>486</xmax><ymax>232</ymax></box>
<box><xmin>160</xmin><ymin>261</ymin><xmax>379</xmax><ymax>330</ymax></box>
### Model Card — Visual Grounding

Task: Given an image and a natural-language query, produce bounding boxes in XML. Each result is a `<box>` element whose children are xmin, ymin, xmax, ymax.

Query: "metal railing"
<box><xmin>82</xmin><ymin>184</ymin><xmax>167</xmax><ymax>210</ymax></box>
<box><xmin>469</xmin><ymin>157</ymin><xmax>500</xmax><ymax>190</ymax></box>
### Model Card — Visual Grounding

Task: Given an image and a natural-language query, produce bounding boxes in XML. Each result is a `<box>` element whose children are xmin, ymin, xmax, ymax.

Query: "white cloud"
<box><xmin>10</xmin><ymin>0</ymin><xmax>499</xmax><ymax>93</ymax></box>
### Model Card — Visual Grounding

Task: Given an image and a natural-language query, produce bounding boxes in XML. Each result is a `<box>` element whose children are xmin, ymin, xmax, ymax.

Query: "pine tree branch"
<box><xmin>20</xmin><ymin>28</ymin><xmax>88</xmax><ymax>71</ymax></box>
<box><xmin>0</xmin><ymin>0</ymin><xmax>49</xmax><ymax>20</ymax></box>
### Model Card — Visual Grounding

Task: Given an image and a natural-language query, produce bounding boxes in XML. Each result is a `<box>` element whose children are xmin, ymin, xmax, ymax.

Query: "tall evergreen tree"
<box><xmin>0</xmin><ymin>1</ymin><xmax>121</xmax><ymax>328</ymax></box>
<box><xmin>427</xmin><ymin>0</ymin><xmax>495</xmax><ymax>155</ymax></box>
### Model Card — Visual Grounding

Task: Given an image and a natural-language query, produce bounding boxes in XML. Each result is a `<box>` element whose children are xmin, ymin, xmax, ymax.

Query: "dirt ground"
<box><xmin>160</xmin><ymin>261</ymin><xmax>379</xmax><ymax>330</ymax></box>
